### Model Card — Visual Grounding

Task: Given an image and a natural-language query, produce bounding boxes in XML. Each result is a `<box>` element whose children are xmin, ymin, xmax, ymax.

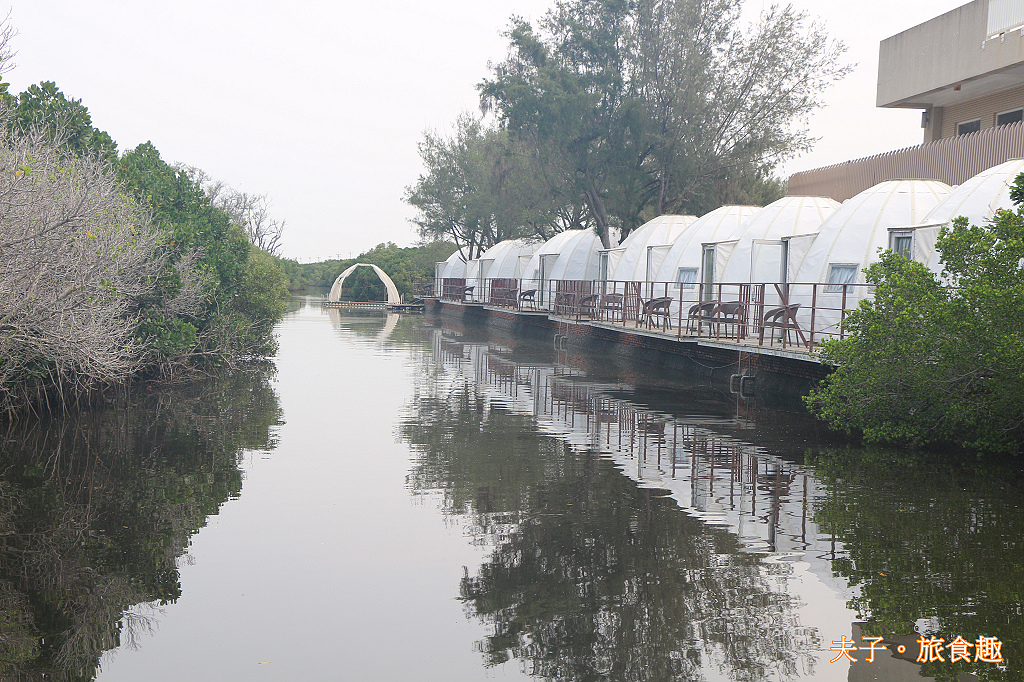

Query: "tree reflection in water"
<box><xmin>0</xmin><ymin>368</ymin><xmax>281</xmax><ymax>681</ymax></box>
<box><xmin>403</xmin><ymin>328</ymin><xmax>1024</xmax><ymax>682</ymax></box>
<box><xmin>809</xmin><ymin>448</ymin><xmax>1024</xmax><ymax>682</ymax></box>
<box><xmin>401</xmin><ymin>333</ymin><xmax>820</xmax><ymax>682</ymax></box>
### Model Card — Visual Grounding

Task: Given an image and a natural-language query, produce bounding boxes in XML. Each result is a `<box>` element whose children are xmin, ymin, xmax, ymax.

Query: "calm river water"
<box><xmin>1</xmin><ymin>298</ymin><xmax>1020</xmax><ymax>681</ymax></box>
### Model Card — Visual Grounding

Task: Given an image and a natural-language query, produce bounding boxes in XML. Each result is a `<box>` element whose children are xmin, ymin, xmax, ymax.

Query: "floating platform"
<box><xmin>320</xmin><ymin>300</ymin><xmax>424</xmax><ymax>312</ymax></box>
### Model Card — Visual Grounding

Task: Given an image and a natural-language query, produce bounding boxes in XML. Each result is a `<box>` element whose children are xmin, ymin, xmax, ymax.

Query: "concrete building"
<box><xmin>792</xmin><ymin>0</ymin><xmax>1024</xmax><ymax>201</ymax></box>
<box><xmin>878</xmin><ymin>0</ymin><xmax>1024</xmax><ymax>142</ymax></box>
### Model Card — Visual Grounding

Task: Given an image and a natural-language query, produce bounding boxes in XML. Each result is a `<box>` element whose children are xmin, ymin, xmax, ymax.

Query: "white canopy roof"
<box><xmin>793</xmin><ymin>179</ymin><xmax>952</xmax><ymax>286</ymax></box>
<box><xmin>608</xmin><ymin>215</ymin><xmax>697</xmax><ymax>282</ymax></box>
<box><xmin>916</xmin><ymin>158</ymin><xmax>1024</xmax><ymax>274</ymax></box>
<box><xmin>548</xmin><ymin>229</ymin><xmax>616</xmax><ymax>280</ymax></box>
<box><xmin>789</xmin><ymin>179</ymin><xmax>952</xmax><ymax>337</ymax></box>
<box><xmin>523</xmin><ymin>229</ymin><xmax>615</xmax><ymax>283</ymax></box>
<box><xmin>921</xmin><ymin>157</ymin><xmax>1024</xmax><ymax>227</ymax></box>
<box><xmin>471</xmin><ymin>239</ymin><xmax>543</xmax><ymax>281</ymax></box>
<box><xmin>718</xmin><ymin>196</ymin><xmax>840</xmax><ymax>283</ymax></box>
<box><xmin>651</xmin><ymin>206</ymin><xmax>760</xmax><ymax>284</ymax></box>
<box><xmin>436</xmin><ymin>250</ymin><xmax>467</xmax><ymax>280</ymax></box>
<box><xmin>522</xmin><ymin>230</ymin><xmax>584</xmax><ymax>283</ymax></box>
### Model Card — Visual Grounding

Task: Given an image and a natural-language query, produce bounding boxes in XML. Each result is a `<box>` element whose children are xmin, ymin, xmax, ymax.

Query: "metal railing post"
<box><xmin>809</xmin><ymin>284</ymin><xmax>818</xmax><ymax>348</ymax></box>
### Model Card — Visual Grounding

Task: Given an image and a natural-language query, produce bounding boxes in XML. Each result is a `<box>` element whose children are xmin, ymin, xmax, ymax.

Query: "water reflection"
<box><xmin>810</xmin><ymin>448</ymin><xmax>1023</xmax><ymax>681</ymax></box>
<box><xmin>401</xmin><ymin>327</ymin><xmax>1023</xmax><ymax>681</ymax></box>
<box><xmin>0</xmin><ymin>368</ymin><xmax>281</xmax><ymax>681</ymax></box>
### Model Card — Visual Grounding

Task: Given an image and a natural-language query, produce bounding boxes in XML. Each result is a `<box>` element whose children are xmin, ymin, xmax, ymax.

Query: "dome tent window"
<box><xmin>889</xmin><ymin>231</ymin><xmax>914</xmax><ymax>258</ymax></box>
<box><xmin>676</xmin><ymin>267</ymin><xmax>698</xmax><ymax>289</ymax></box>
<box><xmin>824</xmin><ymin>264</ymin><xmax>858</xmax><ymax>292</ymax></box>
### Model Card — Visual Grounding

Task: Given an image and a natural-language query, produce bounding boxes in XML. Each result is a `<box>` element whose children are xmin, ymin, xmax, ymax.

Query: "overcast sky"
<box><xmin>6</xmin><ymin>0</ymin><xmax>967</xmax><ymax>261</ymax></box>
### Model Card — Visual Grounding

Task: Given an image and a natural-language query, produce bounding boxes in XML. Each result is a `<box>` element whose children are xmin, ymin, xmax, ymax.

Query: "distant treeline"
<box><xmin>276</xmin><ymin>241</ymin><xmax>458</xmax><ymax>301</ymax></box>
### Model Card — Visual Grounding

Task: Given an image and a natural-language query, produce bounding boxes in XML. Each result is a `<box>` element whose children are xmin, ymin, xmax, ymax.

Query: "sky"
<box><xmin>5</xmin><ymin>0</ymin><xmax>968</xmax><ymax>262</ymax></box>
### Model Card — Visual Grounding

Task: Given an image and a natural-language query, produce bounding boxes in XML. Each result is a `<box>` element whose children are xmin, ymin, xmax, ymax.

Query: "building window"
<box><xmin>889</xmin><ymin>231</ymin><xmax>913</xmax><ymax>258</ymax></box>
<box><xmin>996</xmin><ymin>109</ymin><xmax>1023</xmax><ymax>126</ymax></box>
<box><xmin>675</xmin><ymin>267</ymin><xmax>698</xmax><ymax>289</ymax></box>
<box><xmin>957</xmin><ymin>119</ymin><xmax>982</xmax><ymax>135</ymax></box>
<box><xmin>824</xmin><ymin>264</ymin><xmax>858</xmax><ymax>292</ymax></box>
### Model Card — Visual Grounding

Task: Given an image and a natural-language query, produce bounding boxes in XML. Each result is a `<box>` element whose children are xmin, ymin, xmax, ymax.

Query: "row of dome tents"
<box><xmin>434</xmin><ymin>158</ymin><xmax>1024</xmax><ymax>336</ymax></box>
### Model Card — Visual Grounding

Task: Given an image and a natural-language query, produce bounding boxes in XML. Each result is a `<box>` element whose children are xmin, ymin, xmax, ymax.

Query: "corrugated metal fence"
<box><xmin>788</xmin><ymin>121</ymin><xmax>1024</xmax><ymax>201</ymax></box>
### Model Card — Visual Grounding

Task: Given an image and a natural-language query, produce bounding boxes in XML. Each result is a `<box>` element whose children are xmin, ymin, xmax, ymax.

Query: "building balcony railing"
<box><xmin>788</xmin><ymin>119</ymin><xmax>1024</xmax><ymax>202</ymax></box>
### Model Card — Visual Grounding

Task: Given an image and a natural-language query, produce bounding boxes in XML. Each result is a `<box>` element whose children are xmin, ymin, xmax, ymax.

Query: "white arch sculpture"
<box><xmin>328</xmin><ymin>263</ymin><xmax>401</xmax><ymax>304</ymax></box>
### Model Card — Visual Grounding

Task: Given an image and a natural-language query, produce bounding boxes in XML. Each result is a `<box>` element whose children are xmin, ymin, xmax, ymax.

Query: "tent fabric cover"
<box><xmin>921</xmin><ymin>157</ymin><xmax>1024</xmax><ymax>228</ymax></box>
<box><xmin>717</xmin><ymin>195</ymin><xmax>840</xmax><ymax>284</ymax></box>
<box><xmin>651</xmin><ymin>205</ymin><xmax>760</xmax><ymax>285</ymax></box>
<box><xmin>791</xmin><ymin>178</ymin><xmax>952</xmax><ymax>334</ymax></box>
<box><xmin>609</xmin><ymin>215</ymin><xmax>697</xmax><ymax>282</ymax></box>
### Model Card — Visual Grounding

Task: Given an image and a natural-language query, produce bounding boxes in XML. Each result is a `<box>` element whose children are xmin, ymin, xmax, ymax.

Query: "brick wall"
<box><xmin>942</xmin><ymin>83</ymin><xmax>1024</xmax><ymax>137</ymax></box>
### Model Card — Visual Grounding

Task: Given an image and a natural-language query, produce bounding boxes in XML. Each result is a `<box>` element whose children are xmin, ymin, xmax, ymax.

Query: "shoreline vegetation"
<box><xmin>0</xmin><ymin>84</ymin><xmax>290</xmax><ymax>415</ymax></box>
<box><xmin>806</xmin><ymin>175</ymin><xmax>1024</xmax><ymax>455</ymax></box>
<box><xmin>0</xmin><ymin>24</ymin><xmax>452</xmax><ymax>417</ymax></box>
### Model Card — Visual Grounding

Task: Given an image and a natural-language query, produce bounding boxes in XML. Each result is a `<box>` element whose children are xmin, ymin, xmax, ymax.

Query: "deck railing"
<box><xmin>433</xmin><ymin>277</ymin><xmax>877</xmax><ymax>350</ymax></box>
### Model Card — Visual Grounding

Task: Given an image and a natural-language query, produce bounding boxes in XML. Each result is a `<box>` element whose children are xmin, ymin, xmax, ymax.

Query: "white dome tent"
<box><xmin>522</xmin><ymin>230</ymin><xmax>585</xmax><ymax>286</ymax></box>
<box><xmin>922</xmin><ymin>157</ymin><xmax>1024</xmax><ymax>226</ymax></box>
<box><xmin>468</xmin><ymin>239</ymin><xmax>542</xmax><ymax>303</ymax></box>
<box><xmin>651</xmin><ymin>205</ymin><xmax>760</xmax><ymax>296</ymax></box>
<box><xmin>434</xmin><ymin>250</ymin><xmax>468</xmax><ymax>299</ymax></box>
<box><xmin>606</xmin><ymin>215</ymin><xmax>697</xmax><ymax>283</ymax></box>
<box><xmin>522</xmin><ymin>229</ymin><xmax>616</xmax><ymax>305</ymax></box>
<box><xmin>792</xmin><ymin>179</ymin><xmax>952</xmax><ymax>338</ymax></box>
<box><xmin>546</xmin><ymin>229</ymin><xmax>615</xmax><ymax>281</ymax></box>
<box><xmin>910</xmin><ymin>158</ymin><xmax>1024</xmax><ymax>274</ymax></box>
<box><xmin>717</xmin><ymin>196</ymin><xmax>841</xmax><ymax>285</ymax></box>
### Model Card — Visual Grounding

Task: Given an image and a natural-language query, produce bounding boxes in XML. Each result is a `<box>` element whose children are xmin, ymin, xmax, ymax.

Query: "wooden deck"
<box><xmin>320</xmin><ymin>301</ymin><xmax>425</xmax><ymax>312</ymax></box>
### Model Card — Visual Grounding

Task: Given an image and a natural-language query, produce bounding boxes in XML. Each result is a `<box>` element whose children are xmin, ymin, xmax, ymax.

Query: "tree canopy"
<box><xmin>407</xmin><ymin>0</ymin><xmax>847</xmax><ymax>254</ymax></box>
<box><xmin>807</xmin><ymin>176</ymin><xmax>1024</xmax><ymax>453</ymax></box>
<box><xmin>5</xmin><ymin>80</ymin><xmax>118</xmax><ymax>163</ymax></box>
<box><xmin>405</xmin><ymin>115</ymin><xmax>585</xmax><ymax>259</ymax></box>
<box><xmin>0</xmin><ymin>62</ymin><xmax>289</xmax><ymax>412</ymax></box>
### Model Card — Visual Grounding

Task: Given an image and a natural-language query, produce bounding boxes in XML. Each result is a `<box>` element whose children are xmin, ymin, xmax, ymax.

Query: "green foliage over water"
<box><xmin>119</xmin><ymin>142</ymin><xmax>289</xmax><ymax>362</ymax></box>
<box><xmin>808</xmin><ymin>176</ymin><xmax>1024</xmax><ymax>453</ymax></box>
<box><xmin>0</xmin><ymin>75</ymin><xmax>290</xmax><ymax>412</ymax></box>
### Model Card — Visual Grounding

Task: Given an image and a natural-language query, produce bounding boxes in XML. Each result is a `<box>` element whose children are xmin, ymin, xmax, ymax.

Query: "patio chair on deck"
<box><xmin>686</xmin><ymin>301</ymin><xmax>718</xmax><ymax>335</ymax></box>
<box><xmin>554</xmin><ymin>291</ymin><xmax>577</xmax><ymax>316</ymax></box>
<box><xmin>760</xmin><ymin>304</ymin><xmax>802</xmax><ymax>347</ymax></box>
<box><xmin>715</xmin><ymin>301</ymin><xmax>746</xmax><ymax>340</ymax></box>
<box><xmin>518</xmin><ymin>289</ymin><xmax>537</xmax><ymax>309</ymax></box>
<box><xmin>579</xmin><ymin>294</ymin><xmax>600</xmax><ymax>319</ymax></box>
<box><xmin>503</xmin><ymin>285</ymin><xmax>518</xmax><ymax>308</ymax></box>
<box><xmin>599</xmin><ymin>293</ymin><xmax>624</xmax><ymax>322</ymax></box>
<box><xmin>462</xmin><ymin>286</ymin><xmax>475</xmax><ymax>302</ymax></box>
<box><xmin>640</xmin><ymin>297</ymin><xmax>673</xmax><ymax>331</ymax></box>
